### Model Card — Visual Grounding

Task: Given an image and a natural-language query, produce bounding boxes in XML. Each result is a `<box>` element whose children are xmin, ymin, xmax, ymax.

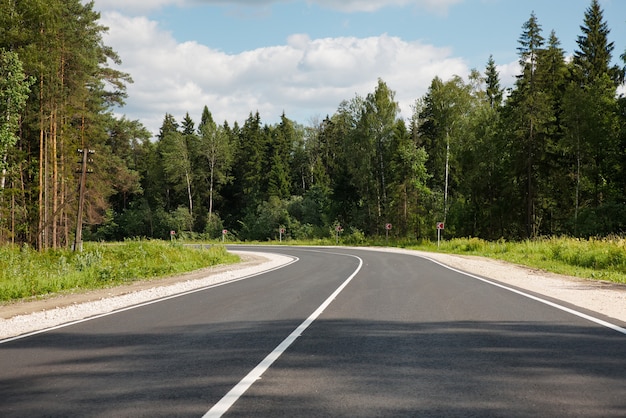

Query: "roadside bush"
<box><xmin>344</xmin><ymin>227</ymin><xmax>366</xmax><ymax>245</ymax></box>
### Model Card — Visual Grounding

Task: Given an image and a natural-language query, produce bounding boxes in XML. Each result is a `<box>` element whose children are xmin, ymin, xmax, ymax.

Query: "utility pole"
<box><xmin>73</xmin><ymin>148</ymin><xmax>94</xmax><ymax>252</ymax></box>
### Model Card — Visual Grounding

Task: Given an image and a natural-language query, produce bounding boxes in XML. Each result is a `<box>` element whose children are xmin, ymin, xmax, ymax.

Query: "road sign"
<box><xmin>222</xmin><ymin>229</ymin><xmax>228</xmax><ymax>234</ymax></box>
<box><xmin>436</xmin><ymin>222</ymin><xmax>444</xmax><ymax>248</ymax></box>
<box><xmin>385</xmin><ymin>223</ymin><xmax>392</xmax><ymax>230</ymax></box>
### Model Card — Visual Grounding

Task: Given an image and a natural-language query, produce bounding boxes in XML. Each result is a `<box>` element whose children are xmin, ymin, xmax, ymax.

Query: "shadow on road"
<box><xmin>1</xmin><ymin>318</ymin><xmax>625</xmax><ymax>417</ymax></box>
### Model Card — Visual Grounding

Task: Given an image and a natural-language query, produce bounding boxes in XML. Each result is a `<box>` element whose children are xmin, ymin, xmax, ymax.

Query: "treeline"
<box><xmin>1</xmin><ymin>0</ymin><xmax>626</xmax><ymax>248</ymax></box>
<box><xmin>0</xmin><ymin>0</ymin><xmax>140</xmax><ymax>249</ymax></box>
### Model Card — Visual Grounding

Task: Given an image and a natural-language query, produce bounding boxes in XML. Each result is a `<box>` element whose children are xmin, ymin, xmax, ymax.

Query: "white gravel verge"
<box><xmin>2</xmin><ymin>247</ymin><xmax>625</xmax><ymax>341</ymax></box>
<box><xmin>0</xmin><ymin>252</ymin><xmax>293</xmax><ymax>341</ymax></box>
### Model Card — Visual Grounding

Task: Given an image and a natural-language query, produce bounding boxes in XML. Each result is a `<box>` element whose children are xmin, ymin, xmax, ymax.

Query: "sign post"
<box><xmin>436</xmin><ymin>222</ymin><xmax>445</xmax><ymax>247</ymax></box>
<box><xmin>222</xmin><ymin>229</ymin><xmax>228</xmax><ymax>243</ymax></box>
<box><xmin>335</xmin><ymin>225</ymin><xmax>343</xmax><ymax>245</ymax></box>
<box><xmin>385</xmin><ymin>223</ymin><xmax>392</xmax><ymax>243</ymax></box>
<box><xmin>279</xmin><ymin>227</ymin><xmax>285</xmax><ymax>242</ymax></box>
<box><xmin>170</xmin><ymin>230</ymin><xmax>175</xmax><ymax>242</ymax></box>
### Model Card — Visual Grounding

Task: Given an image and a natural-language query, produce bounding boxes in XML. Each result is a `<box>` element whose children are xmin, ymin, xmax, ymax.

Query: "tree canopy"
<box><xmin>1</xmin><ymin>0</ymin><xmax>625</xmax><ymax>246</ymax></box>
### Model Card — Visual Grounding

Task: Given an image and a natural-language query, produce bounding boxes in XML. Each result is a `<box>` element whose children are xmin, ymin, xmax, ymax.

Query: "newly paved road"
<box><xmin>1</xmin><ymin>246</ymin><xmax>625</xmax><ymax>417</ymax></box>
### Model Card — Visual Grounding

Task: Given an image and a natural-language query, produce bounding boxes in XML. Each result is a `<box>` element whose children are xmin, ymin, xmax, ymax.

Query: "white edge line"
<box><xmin>203</xmin><ymin>254</ymin><xmax>364</xmax><ymax>418</ymax></box>
<box><xmin>416</xmin><ymin>254</ymin><xmax>626</xmax><ymax>336</ymax></box>
<box><xmin>0</xmin><ymin>256</ymin><xmax>298</xmax><ymax>345</ymax></box>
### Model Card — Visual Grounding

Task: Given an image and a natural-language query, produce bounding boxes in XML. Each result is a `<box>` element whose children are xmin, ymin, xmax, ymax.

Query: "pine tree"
<box><xmin>0</xmin><ymin>0</ymin><xmax>132</xmax><ymax>248</ymax></box>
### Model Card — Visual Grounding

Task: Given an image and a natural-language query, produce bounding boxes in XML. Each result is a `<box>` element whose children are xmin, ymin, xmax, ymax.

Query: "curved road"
<box><xmin>1</xmin><ymin>246</ymin><xmax>625</xmax><ymax>417</ymax></box>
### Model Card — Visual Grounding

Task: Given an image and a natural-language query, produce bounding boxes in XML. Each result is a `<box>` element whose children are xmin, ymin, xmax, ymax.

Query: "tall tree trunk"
<box><xmin>527</xmin><ymin>120</ymin><xmax>534</xmax><ymax>238</ymax></box>
<box><xmin>19</xmin><ymin>162</ymin><xmax>26</xmax><ymax>244</ymax></box>
<box><xmin>44</xmin><ymin>118</ymin><xmax>50</xmax><ymax>248</ymax></box>
<box><xmin>444</xmin><ymin>130</ymin><xmax>450</xmax><ymax>223</ymax></box>
<box><xmin>186</xmin><ymin>170</ymin><xmax>193</xmax><ymax>217</ymax></box>
<box><xmin>52</xmin><ymin>107</ymin><xmax>58</xmax><ymax>248</ymax></box>
<box><xmin>575</xmin><ymin>125</ymin><xmax>581</xmax><ymax>235</ymax></box>
<box><xmin>60</xmin><ymin>131</ymin><xmax>68</xmax><ymax>246</ymax></box>
<box><xmin>377</xmin><ymin>139</ymin><xmax>386</xmax><ymax>219</ymax></box>
<box><xmin>209</xmin><ymin>158</ymin><xmax>215</xmax><ymax>221</ymax></box>
<box><xmin>1</xmin><ymin>94</ymin><xmax>9</xmax><ymax>190</ymax></box>
<box><xmin>11</xmin><ymin>184</ymin><xmax>15</xmax><ymax>245</ymax></box>
<box><xmin>38</xmin><ymin>75</ymin><xmax>44</xmax><ymax>250</ymax></box>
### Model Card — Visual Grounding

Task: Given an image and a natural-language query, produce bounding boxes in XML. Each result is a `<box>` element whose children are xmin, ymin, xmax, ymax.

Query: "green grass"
<box><xmin>6</xmin><ymin>235</ymin><xmax>622</xmax><ymax>303</ymax></box>
<box><xmin>403</xmin><ymin>236</ymin><xmax>626</xmax><ymax>284</ymax></box>
<box><xmin>0</xmin><ymin>240</ymin><xmax>239</xmax><ymax>303</ymax></box>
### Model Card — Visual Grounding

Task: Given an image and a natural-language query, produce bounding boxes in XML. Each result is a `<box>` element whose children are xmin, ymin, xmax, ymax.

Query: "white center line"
<box><xmin>204</xmin><ymin>254</ymin><xmax>363</xmax><ymax>417</ymax></box>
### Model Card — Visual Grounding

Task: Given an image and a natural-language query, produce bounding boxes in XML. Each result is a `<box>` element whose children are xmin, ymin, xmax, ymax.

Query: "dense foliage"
<box><xmin>1</xmin><ymin>0</ymin><xmax>626</xmax><ymax>247</ymax></box>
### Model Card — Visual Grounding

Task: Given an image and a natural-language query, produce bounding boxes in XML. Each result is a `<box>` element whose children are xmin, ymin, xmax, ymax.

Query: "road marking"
<box><xmin>421</xmin><ymin>255</ymin><xmax>626</xmax><ymax>336</ymax></box>
<box><xmin>204</xmin><ymin>254</ymin><xmax>363</xmax><ymax>418</ymax></box>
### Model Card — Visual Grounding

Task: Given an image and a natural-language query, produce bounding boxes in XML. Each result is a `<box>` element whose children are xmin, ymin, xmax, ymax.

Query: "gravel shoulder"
<box><xmin>2</xmin><ymin>248</ymin><xmax>625</xmax><ymax>340</ymax></box>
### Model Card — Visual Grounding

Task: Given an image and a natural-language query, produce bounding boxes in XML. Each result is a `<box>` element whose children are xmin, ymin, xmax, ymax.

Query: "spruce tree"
<box><xmin>267</xmin><ymin>113</ymin><xmax>294</xmax><ymax>199</ymax></box>
<box><xmin>507</xmin><ymin>11</ymin><xmax>553</xmax><ymax>237</ymax></box>
<box><xmin>573</xmin><ymin>0</ymin><xmax>620</xmax><ymax>86</ymax></box>
<box><xmin>485</xmin><ymin>55</ymin><xmax>503</xmax><ymax>109</ymax></box>
<box><xmin>563</xmin><ymin>0</ymin><xmax>621</xmax><ymax>233</ymax></box>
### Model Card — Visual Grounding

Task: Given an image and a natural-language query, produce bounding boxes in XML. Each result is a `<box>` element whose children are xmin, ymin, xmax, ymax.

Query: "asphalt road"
<box><xmin>1</xmin><ymin>246</ymin><xmax>625</xmax><ymax>417</ymax></box>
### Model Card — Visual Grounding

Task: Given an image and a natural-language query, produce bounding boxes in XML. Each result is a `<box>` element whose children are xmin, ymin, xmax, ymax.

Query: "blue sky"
<box><xmin>91</xmin><ymin>0</ymin><xmax>626</xmax><ymax>136</ymax></box>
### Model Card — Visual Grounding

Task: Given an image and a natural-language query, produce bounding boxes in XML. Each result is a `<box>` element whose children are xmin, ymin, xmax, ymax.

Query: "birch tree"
<box><xmin>0</xmin><ymin>49</ymin><xmax>32</xmax><ymax>190</ymax></box>
<box><xmin>198</xmin><ymin>106</ymin><xmax>232</xmax><ymax>223</ymax></box>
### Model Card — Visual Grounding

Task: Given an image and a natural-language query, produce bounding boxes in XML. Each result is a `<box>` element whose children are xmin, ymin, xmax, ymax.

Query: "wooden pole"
<box><xmin>73</xmin><ymin>148</ymin><xmax>88</xmax><ymax>252</ymax></box>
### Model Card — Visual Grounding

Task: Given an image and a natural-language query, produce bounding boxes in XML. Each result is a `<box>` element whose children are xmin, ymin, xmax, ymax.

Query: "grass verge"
<box><xmin>0</xmin><ymin>240</ymin><xmax>239</xmax><ymax>303</ymax></box>
<box><xmin>403</xmin><ymin>236</ymin><xmax>626</xmax><ymax>284</ymax></box>
<box><xmin>6</xmin><ymin>235</ymin><xmax>622</xmax><ymax>304</ymax></box>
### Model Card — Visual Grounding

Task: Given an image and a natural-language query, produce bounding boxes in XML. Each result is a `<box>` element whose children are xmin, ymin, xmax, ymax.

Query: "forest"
<box><xmin>1</xmin><ymin>0</ymin><xmax>626</xmax><ymax>249</ymax></box>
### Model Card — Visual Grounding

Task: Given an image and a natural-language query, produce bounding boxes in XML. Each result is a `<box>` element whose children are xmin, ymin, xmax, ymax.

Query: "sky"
<box><xmin>89</xmin><ymin>0</ymin><xmax>626</xmax><ymax>136</ymax></box>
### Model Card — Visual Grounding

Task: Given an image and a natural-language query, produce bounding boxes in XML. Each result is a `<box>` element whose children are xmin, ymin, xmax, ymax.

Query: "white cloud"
<box><xmin>90</xmin><ymin>0</ymin><xmax>186</xmax><ymax>14</ymax></box>
<box><xmin>102</xmin><ymin>12</ymin><xmax>469</xmax><ymax>136</ymax></box>
<box><xmin>310</xmin><ymin>0</ymin><xmax>463</xmax><ymax>13</ymax></box>
<box><xmin>92</xmin><ymin>0</ymin><xmax>462</xmax><ymax>14</ymax></box>
<box><xmin>497</xmin><ymin>60</ymin><xmax>522</xmax><ymax>90</ymax></box>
